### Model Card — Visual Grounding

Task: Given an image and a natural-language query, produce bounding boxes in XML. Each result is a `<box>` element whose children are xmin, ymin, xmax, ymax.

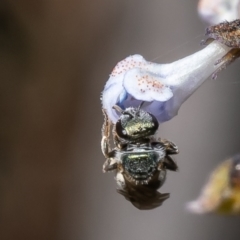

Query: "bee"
<box><xmin>101</xmin><ymin>103</ymin><xmax>179</xmax><ymax>210</ymax></box>
<box><xmin>202</xmin><ymin>19</ymin><xmax>240</xmax><ymax>79</ymax></box>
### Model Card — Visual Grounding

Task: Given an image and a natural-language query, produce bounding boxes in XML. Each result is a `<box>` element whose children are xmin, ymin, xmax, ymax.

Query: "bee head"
<box><xmin>113</xmin><ymin>104</ymin><xmax>159</xmax><ymax>141</ymax></box>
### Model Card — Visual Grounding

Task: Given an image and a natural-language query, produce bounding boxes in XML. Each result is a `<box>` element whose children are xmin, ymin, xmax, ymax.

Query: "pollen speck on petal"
<box><xmin>123</xmin><ymin>68</ymin><xmax>173</xmax><ymax>102</ymax></box>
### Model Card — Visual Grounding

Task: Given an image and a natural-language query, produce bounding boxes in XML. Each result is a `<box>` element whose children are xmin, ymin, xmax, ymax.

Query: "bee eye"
<box><xmin>115</xmin><ymin>120</ymin><xmax>127</xmax><ymax>139</ymax></box>
<box><xmin>115</xmin><ymin>111</ymin><xmax>134</xmax><ymax>139</ymax></box>
<box><xmin>148</xmin><ymin>113</ymin><xmax>159</xmax><ymax>132</ymax></box>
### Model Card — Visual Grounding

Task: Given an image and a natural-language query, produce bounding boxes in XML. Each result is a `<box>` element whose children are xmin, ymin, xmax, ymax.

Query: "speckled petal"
<box><xmin>123</xmin><ymin>68</ymin><xmax>173</xmax><ymax>102</ymax></box>
<box><xmin>102</xmin><ymin>41</ymin><xmax>231</xmax><ymax>123</ymax></box>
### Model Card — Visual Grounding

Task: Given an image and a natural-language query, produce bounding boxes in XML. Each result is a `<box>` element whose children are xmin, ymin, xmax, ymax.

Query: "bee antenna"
<box><xmin>112</xmin><ymin>105</ymin><xmax>134</xmax><ymax>118</ymax></box>
<box><xmin>136</xmin><ymin>101</ymin><xmax>145</xmax><ymax>116</ymax></box>
<box><xmin>112</xmin><ymin>105</ymin><xmax>124</xmax><ymax>114</ymax></box>
<box><xmin>137</xmin><ymin>101</ymin><xmax>145</xmax><ymax>111</ymax></box>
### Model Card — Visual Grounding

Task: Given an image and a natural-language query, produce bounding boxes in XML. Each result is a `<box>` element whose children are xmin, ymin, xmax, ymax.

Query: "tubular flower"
<box><xmin>102</xmin><ymin>41</ymin><xmax>231</xmax><ymax>123</ymax></box>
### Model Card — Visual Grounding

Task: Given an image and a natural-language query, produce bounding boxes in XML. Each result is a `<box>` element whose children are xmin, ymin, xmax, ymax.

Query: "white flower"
<box><xmin>102</xmin><ymin>41</ymin><xmax>231</xmax><ymax>124</ymax></box>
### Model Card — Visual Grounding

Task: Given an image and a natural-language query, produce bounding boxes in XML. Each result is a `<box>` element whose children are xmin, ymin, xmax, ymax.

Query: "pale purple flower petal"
<box><xmin>102</xmin><ymin>41</ymin><xmax>231</xmax><ymax>123</ymax></box>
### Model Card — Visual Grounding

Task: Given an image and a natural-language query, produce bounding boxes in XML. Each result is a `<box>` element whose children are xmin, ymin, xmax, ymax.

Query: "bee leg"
<box><xmin>101</xmin><ymin>108</ymin><xmax>113</xmax><ymax>158</ymax></box>
<box><xmin>149</xmin><ymin>136</ymin><xmax>157</xmax><ymax>142</ymax></box>
<box><xmin>212</xmin><ymin>48</ymin><xmax>240</xmax><ymax>79</ymax></box>
<box><xmin>159</xmin><ymin>138</ymin><xmax>179</xmax><ymax>155</ymax></box>
<box><xmin>157</xmin><ymin>161</ymin><xmax>164</xmax><ymax>171</ymax></box>
<box><xmin>101</xmin><ymin>108</ymin><xmax>119</xmax><ymax>173</ymax></box>
<box><xmin>115</xmin><ymin>171</ymin><xmax>126</xmax><ymax>189</ymax></box>
<box><xmin>156</xmin><ymin>139</ymin><xmax>178</xmax><ymax>171</ymax></box>
<box><xmin>103</xmin><ymin>157</ymin><xmax>118</xmax><ymax>173</ymax></box>
<box><xmin>163</xmin><ymin>155</ymin><xmax>178</xmax><ymax>171</ymax></box>
<box><xmin>112</xmin><ymin>125</ymin><xmax>126</xmax><ymax>149</ymax></box>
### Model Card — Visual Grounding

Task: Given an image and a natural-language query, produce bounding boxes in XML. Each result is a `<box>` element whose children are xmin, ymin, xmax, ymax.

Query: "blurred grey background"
<box><xmin>0</xmin><ymin>0</ymin><xmax>240</xmax><ymax>239</ymax></box>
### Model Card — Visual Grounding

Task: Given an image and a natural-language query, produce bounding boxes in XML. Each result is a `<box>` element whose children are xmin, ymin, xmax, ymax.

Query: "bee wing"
<box><xmin>117</xmin><ymin>183</ymin><xmax>169</xmax><ymax>210</ymax></box>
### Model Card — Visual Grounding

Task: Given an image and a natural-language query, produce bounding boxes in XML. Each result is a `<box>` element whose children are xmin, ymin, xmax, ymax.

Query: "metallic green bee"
<box><xmin>101</xmin><ymin>104</ymin><xmax>179</xmax><ymax>210</ymax></box>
